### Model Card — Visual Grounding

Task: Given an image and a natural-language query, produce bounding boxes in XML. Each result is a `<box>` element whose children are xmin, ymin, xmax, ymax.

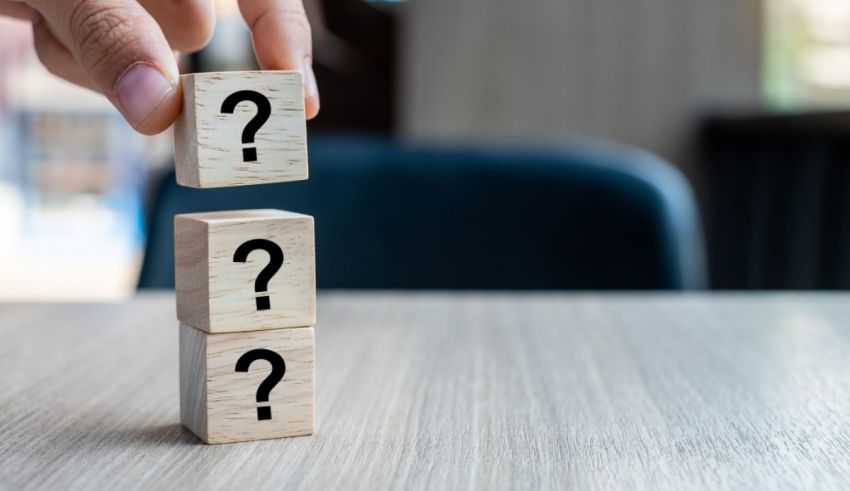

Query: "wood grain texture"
<box><xmin>2</xmin><ymin>293</ymin><xmax>850</xmax><ymax>489</ymax></box>
<box><xmin>174</xmin><ymin>71</ymin><xmax>308</xmax><ymax>188</ymax></box>
<box><xmin>180</xmin><ymin>323</ymin><xmax>315</xmax><ymax>444</ymax></box>
<box><xmin>175</xmin><ymin>210</ymin><xmax>316</xmax><ymax>333</ymax></box>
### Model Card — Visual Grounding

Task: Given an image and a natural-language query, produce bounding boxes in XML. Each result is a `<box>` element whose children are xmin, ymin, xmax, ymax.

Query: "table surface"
<box><xmin>2</xmin><ymin>292</ymin><xmax>850</xmax><ymax>490</ymax></box>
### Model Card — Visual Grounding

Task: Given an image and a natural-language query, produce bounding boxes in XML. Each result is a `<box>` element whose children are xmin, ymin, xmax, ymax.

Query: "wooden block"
<box><xmin>175</xmin><ymin>209</ymin><xmax>315</xmax><ymax>333</ymax></box>
<box><xmin>180</xmin><ymin>323</ymin><xmax>315</xmax><ymax>444</ymax></box>
<box><xmin>174</xmin><ymin>71</ymin><xmax>308</xmax><ymax>188</ymax></box>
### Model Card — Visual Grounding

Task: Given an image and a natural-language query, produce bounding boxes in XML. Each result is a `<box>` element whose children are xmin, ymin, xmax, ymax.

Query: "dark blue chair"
<box><xmin>139</xmin><ymin>135</ymin><xmax>706</xmax><ymax>289</ymax></box>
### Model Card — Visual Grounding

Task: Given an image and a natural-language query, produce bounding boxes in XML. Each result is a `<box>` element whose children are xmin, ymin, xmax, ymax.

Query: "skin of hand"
<box><xmin>0</xmin><ymin>0</ymin><xmax>320</xmax><ymax>134</ymax></box>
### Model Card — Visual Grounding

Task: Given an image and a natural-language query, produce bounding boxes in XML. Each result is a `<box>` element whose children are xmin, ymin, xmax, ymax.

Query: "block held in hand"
<box><xmin>174</xmin><ymin>71</ymin><xmax>308</xmax><ymax>188</ymax></box>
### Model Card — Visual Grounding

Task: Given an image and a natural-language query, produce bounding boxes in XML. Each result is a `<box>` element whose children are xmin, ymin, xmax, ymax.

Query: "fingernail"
<box><xmin>115</xmin><ymin>62</ymin><xmax>175</xmax><ymax>128</ymax></box>
<box><xmin>303</xmin><ymin>58</ymin><xmax>320</xmax><ymax>116</ymax></box>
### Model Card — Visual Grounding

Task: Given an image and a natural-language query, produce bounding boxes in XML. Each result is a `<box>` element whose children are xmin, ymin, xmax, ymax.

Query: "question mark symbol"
<box><xmin>233</xmin><ymin>239</ymin><xmax>284</xmax><ymax>311</ymax></box>
<box><xmin>235</xmin><ymin>349</ymin><xmax>286</xmax><ymax>421</ymax></box>
<box><xmin>220</xmin><ymin>90</ymin><xmax>272</xmax><ymax>162</ymax></box>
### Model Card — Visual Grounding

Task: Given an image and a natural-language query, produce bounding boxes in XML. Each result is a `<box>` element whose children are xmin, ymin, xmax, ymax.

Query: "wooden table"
<box><xmin>2</xmin><ymin>292</ymin><xmax>849</xmax><ymax>489</ymax></box>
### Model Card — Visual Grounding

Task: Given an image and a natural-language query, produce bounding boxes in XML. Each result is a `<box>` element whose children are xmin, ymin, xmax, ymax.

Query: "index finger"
<box><xmin>0</xmin><ymin>0</ymin><xmax>33</xmax><ymax>20</ymax></box>
<box><xmin>237</xmin><ymin>0</ymin><xmax>319</xmax><ymax>119</ymax></box>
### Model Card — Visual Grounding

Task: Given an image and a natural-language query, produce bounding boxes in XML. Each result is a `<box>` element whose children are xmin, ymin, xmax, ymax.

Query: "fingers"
<box><xmin>237</xmin><ymin>0</ymin><xmax>320</xmax><ymax>119</ymax></box>
<box><xmin>0</xmin><ymin>0</ymin><xmax>32</xmax><ymax>20</ymax></box>
<box><xmin>31</xmin><ymin>14</ymin><xmax>98</xmax><ymax>91</ymax></box>
<box><xmin>29</xmin><ymin>0</ymin><xmax>181</xmax><ymax>134</ymax></box>
<box><xmin>139</xmin><ymin>0</ymin><xmax>215</xmax><ymax>53</ymax></box>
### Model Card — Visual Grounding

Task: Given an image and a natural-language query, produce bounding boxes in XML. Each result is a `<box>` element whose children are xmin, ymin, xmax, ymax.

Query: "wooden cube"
<box><xmin>175</xmin><ymin>209</ymin><xmax>315</xmax><ymax>333</ymax></box>
<box><xmin>174</xmin><ymin>71</ymin><xmax>308</xmax><ymax>188</ymax></box>
<box><xmin>180</xmin><ymin>323</ymin><xmax>315</xmax><ymax>444</ymax></box>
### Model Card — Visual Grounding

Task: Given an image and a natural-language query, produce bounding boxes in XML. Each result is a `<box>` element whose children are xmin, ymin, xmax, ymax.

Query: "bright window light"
<box><xmin>765</xmin><ymin>0</ymin><xmax>850</xmax><ymax>109</ymax></box>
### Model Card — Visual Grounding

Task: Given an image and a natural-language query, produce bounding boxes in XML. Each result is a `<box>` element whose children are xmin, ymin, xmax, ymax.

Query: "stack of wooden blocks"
<box><xmin>172</xmin><ymin>71</ymin><xmax>315</xmax><ymax>444</ymax></box>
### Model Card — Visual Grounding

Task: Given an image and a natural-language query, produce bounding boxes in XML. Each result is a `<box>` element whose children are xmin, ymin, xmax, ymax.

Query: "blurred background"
<box><xmin>2</xmin><ymin>0</ymin><xmax>850</xmax><ymax>300</ymax></box>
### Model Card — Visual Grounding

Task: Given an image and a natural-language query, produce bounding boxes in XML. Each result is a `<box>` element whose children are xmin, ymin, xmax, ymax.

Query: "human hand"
<box><xmin>0</xmin><ymin>0</ymin><xmax>319</xmax><ymax>134</ymax></box>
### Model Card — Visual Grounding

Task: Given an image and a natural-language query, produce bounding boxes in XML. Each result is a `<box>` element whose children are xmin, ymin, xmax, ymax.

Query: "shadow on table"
<box><xmin>121</xmin><ymin>423</ymin><xmax>202</xmax><ymax>446</ymax></box>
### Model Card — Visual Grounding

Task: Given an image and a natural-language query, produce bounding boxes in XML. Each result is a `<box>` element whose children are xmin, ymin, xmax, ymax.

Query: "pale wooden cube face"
<box><xmin>174</xmin><ymin>71</ymin><xmax>308</xmax><ymax>188</ymax></box>
<box><xmin>175</xmin><ymin>209</ymin><xmax>316</xmax><ymax>333</ymax></box>
<box><xmin>180</xmin><ymin>323</ymin><xmax>315</xmax><ymax>444</ymax></box>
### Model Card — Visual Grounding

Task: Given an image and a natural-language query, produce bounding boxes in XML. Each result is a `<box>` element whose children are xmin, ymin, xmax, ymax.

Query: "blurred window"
<box><xmin>765</xmin><ymin>0</ymin><xmax>850</xmax><ymax>109</ymax></box>
<box><xmin>0</xmin><ymin>18</ymin><xmax>164</xmax><ymax>301</ymax></box>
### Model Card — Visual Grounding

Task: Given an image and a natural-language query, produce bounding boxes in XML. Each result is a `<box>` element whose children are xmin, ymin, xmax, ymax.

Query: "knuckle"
<box><xmin>68</xmin><ymin>2</ymin><xmax>136</xmax><ymax>73</ymax></box>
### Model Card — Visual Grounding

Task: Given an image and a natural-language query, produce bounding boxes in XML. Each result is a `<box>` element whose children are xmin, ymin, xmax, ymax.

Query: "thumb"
<box><xmin>32</xmin><ymin>0</ymin><xmax>181</xmax><ymax>134</ymax></box>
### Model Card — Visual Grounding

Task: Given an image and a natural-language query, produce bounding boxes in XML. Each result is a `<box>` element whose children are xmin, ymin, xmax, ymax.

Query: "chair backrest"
<box><xmin>139</xmin><ymin>135</ymin><xmax>706</xmax><ymax>290</ymax></box>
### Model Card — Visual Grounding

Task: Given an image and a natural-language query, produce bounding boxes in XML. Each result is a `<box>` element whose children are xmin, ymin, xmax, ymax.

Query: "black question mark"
<box><xmin>220</xmin><ymin>90</ymin><xmax>272</xmax><ymax>162</ymax></box>
<box><xmin>235</xmin><ymin>349</ymin><xmax>286</xmax><ymax>421</ymax></box>
<box><xmin>233</xmin><ymin>239</ymin><xmax>284</xmax><ymax>311</ymax></box>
